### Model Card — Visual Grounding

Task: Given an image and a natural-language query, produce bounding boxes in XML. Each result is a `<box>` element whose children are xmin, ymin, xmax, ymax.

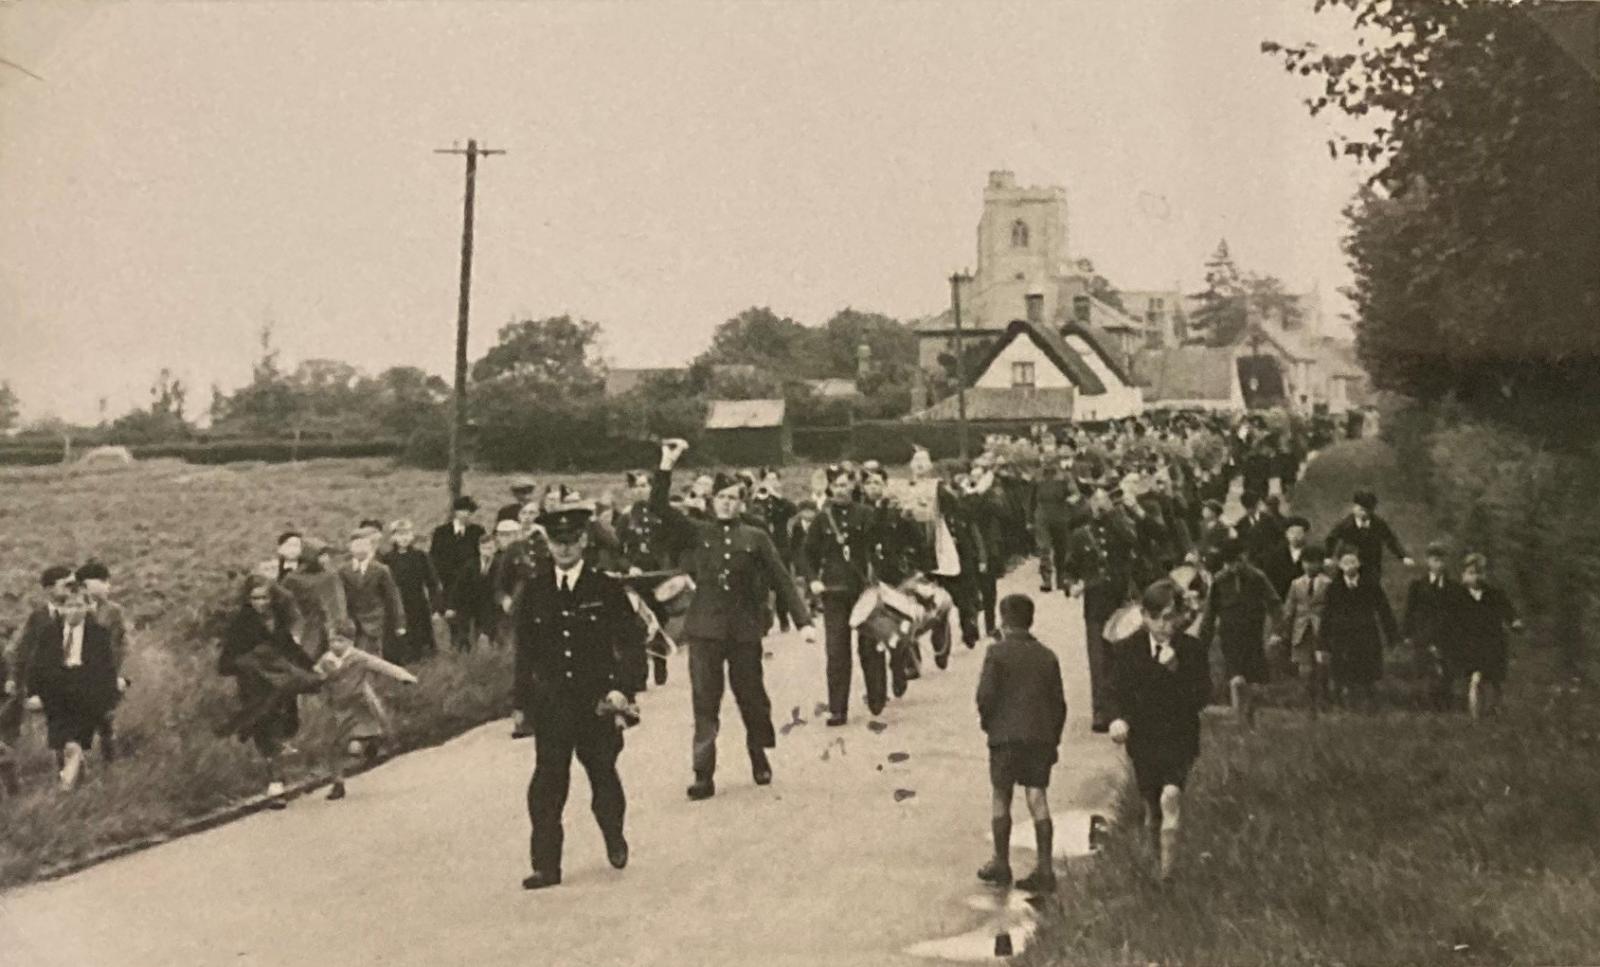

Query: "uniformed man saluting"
<box><xmin>651</xmin><ymin>439</ymin><xmax>815</xmax><ymax>801</ymax></box>
<box><xmin>513</xmin><ymin>494</ymin><xmax>648</xmax><ymax>891</ymax></box>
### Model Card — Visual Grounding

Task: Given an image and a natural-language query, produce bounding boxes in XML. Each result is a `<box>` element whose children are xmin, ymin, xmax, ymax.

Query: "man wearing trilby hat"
<box><xmin>513</xmin><ymin>491</ymin><xmax>648</xmax><ymax>891</ymax></box>
<box><xmin>651</xmin><ymin>439</ymin><xmax>815</xmax><ymax>801</ymax></box>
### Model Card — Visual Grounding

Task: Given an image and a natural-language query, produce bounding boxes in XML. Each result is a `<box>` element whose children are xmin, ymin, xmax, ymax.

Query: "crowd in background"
<box><xmin>0</xmin><ymin>404</ymin><xmax>1518</xmax><ymax>814</ymax></box>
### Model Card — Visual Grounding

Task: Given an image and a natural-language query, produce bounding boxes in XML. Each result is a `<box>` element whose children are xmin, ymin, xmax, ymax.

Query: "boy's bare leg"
<box><xmin>59</xmin><ymin>741</ymin><xmax>84</xmax><ymax>791</ymax></box>
<box><xmin>1016</xmin><ymin>787</ymin><xmax>1056</xmax><ymax>891</ymax></box>
<box><xmin>979</xmin><ymin>784</ymin><xmax>1013</xmax><ymax>884</ymax></box>
<box><xmin>1158</xmin><ymin>785</ymin><xmax>1183</xmax><ymax>881</ymax></box>
<box><xmin>1468</xmin><ymin>671</ymin><xmax>1484</xmax><ymax>720</ymax></box>
<box><xmin>1229</xmin><ymin>675</ymin><xmax>1255</xmax><ymax>728</ymax></box>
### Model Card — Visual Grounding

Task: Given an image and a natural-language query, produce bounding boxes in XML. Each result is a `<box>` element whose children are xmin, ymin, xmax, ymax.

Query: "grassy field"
<box><xmin>1024</xmin><ymin>439</ymin><xmax>1600</xmax><ymax>966</ymax></box>
<box><xmin>0</xmin><ymin>456</ymin><xmax>818</xmax><ymax>888</ymax></box>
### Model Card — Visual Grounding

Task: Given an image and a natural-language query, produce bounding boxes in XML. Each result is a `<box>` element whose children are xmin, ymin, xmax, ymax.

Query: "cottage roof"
<box><xmin>1132</xmin><ymin>347</ymin><xmax>1238</xmax><ymax>402</ymax></box>
<box><xmin>705</xmin><ymin>399</ymin><xmax>787</xmax><ymax>429</ymax></box>
<box><xmin>973</xmin><ymin>318</ymin><xmax>1107</xmax><ymax>395</ymax></box>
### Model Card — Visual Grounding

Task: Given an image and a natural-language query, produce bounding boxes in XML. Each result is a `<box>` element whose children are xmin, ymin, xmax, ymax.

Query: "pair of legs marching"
<box><xmin>686</xmin><ymin>635</ymin><xmax>774</xmax><ymax>800</ymax></box>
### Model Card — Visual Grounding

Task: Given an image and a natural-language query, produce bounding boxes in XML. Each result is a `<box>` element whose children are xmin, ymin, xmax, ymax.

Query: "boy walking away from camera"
<box><xmin>1281</xmin><ymin>545</ymin><xmax>1333</xmax><ymax>714</ymax></box>
<box><xmin>975</xmin><ymin>594</ymin><xmax>1067</xmax><ymax>893</ymax></box>
<box><xmin>1456</xmin><ymin>553</ymin><xmax>1522</xmax><ymax>720</ymax></box>
<box><xmin>314</xmin><ymin>624</ymin><xmax>418</xmax><ymax>801</ymax></box>
<box><xmin>1108</xmin><ymin>580</ymin><xmax>1211</xmax><ymax>882</ymax></box>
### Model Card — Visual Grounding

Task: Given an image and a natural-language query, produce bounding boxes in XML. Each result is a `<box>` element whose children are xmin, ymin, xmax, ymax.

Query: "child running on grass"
<box><xmin>314</xmin><ymin>624</ymin><xmax>418</xmax><ymax>800</ymax></box>
<box><xmin>975</xmin><ymin>593</ymin><xmax>1067</xmax><ymax>892</ymax></box>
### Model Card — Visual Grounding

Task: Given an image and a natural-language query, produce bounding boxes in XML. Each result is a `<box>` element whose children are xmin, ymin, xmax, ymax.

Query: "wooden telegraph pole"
<box><xmin>434</xmin><ymin>139</ymin><xmax>504</xmax><ymax>512</ymax></box>
<box><xmin>949</xmin><ymin>271</ymin><xmax>973</xmax><ymax>461</ymax></box>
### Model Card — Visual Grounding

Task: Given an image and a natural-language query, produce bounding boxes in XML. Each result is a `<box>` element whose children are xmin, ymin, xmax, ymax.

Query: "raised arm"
<box><xmin>650</xmin><ymin>440</ymin><xmax>697</xmax><ymax>558</ymax></box>
<box><xmin>355</xmin><ymin>649</ymin><xmax>419</xmax><ymax>685</ymax></box>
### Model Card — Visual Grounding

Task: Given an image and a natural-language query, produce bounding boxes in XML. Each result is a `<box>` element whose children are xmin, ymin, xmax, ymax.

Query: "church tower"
<box><xmin>972</xmin><ymin>170</ymin><xmax>1071</xmax><ymax>332</ymax></box>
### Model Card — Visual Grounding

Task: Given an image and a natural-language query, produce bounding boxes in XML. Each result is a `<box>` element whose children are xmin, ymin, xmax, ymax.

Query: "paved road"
<box><xmin>0</xmin><ymin>559</ymin><xmax>1121</xmax><ymax>967</ymax></box>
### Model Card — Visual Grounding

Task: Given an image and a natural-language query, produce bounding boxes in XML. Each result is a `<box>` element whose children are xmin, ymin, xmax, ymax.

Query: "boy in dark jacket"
<box><xmin>1109</xmin><ymin>579</ymin><xmax>1211</xmax><ymax>881</ymax></box>
<box><xmin>1457</xmin><ymin>552</ymin><xmax>1521</xmax><ymax>720</ymax></box>
<box><xmin>1403</xmin><ymin>542</ymin><xmax>1459</xmax><ymax>709</ymax></box>
<box><xmin>975</xmin><ymin>594</ymin><xmax>1067</xmax><ymax>892</ymax></box>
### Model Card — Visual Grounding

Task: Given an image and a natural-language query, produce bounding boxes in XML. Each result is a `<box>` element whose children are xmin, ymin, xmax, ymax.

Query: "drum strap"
<box><xmin>821</xmin><ymin>505</ymin><xmax>875</xmax><ymax>586</ymax></box>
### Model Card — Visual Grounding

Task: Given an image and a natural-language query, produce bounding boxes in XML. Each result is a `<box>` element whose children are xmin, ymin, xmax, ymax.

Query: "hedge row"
<box><xmin>0</xmin><ymin>439</ymin><xmax>402</xmax><ymax>467</ymax></box>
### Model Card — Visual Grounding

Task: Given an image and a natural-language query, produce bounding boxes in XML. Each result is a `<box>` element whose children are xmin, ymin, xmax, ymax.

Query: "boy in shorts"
<box><xmin>975</xmin><ymin>594</ymin><xmax>1067</xmax><ymax>892</ymax></box>
<box><xmin>1109</xmin><ymin>579</ymin><xmax>1211</xmax><ymax>881</ymax></box>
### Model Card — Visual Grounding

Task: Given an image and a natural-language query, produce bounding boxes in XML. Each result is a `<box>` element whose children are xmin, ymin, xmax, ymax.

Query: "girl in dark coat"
<box><xmin>218</xmin><ymin>576</ymin><xmax>321</xmax><ymax>807</ymax></box>
<box><xmin>381</xmin><ymin>519</ymin><xmax>444</xmax><ymax>665</ymax></box>
<box><xmin>1322</xmin><ymin>543</ymin><xmax>1399</xmax><ymax>709</ymax></box>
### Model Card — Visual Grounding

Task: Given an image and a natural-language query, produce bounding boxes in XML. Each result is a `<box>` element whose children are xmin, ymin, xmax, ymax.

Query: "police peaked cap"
<box><xmin>537</xmin><ymin>492</ymin><xmax>596</xmax><ymax>541</ymax></box>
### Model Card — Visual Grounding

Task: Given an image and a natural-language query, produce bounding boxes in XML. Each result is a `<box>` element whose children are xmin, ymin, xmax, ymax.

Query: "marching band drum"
<box><xmin>848</xmin><ymin>576</ymin><xmax>954</xmax><ymax>666</ymax></box>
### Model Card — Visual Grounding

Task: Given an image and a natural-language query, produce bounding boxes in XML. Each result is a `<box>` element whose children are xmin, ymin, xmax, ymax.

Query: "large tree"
<box><xmin>471</xmin><ymin>315</ymin><xmax>606</xmax><ymax>399</ymax></box>
<box><xmin>1265</xmin><ymin>0</ymin><xmax>1600</xmax><ymax>428</ymax></box>
<box><xmin>1186</xmin><ymin>239</ymin><xmax>1247</xmax><ymax>346</ymax></box>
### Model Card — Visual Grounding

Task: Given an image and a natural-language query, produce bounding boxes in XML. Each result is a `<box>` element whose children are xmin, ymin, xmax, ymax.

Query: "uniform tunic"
<box><xmin>513</xmin><ymin>561</ymin><xmax>647</xmax><ymax>876</ymax></box>
<box><xmin>1062</xmin><ymin>509</ymin><xmax>1138</xmax><ymax>728</ymax></box>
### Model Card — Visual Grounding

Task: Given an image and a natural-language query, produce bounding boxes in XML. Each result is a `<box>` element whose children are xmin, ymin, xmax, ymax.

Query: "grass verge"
<box><xmin>1021</xmin><ymin>438</ymin><xmax>1600</xmax><ymax>966</ymax></box>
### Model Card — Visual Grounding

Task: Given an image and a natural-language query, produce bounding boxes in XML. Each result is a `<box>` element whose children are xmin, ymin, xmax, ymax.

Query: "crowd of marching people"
<box><xmin>0</xmin><ymin>404</ymin><xmax>1525</xmax><ymax>889</ymax></box>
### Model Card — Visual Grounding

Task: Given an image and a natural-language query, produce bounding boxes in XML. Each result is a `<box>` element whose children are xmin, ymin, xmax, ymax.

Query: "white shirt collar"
<box><xmin>556</xmin><ymin>560</ymin><xmax>585</xmax><ymax>590</ymax></box>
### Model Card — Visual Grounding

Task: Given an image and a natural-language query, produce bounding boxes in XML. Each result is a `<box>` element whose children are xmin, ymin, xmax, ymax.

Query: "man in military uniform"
<box><xmin>615</xmin><ymin>471</ymin><xmax>673</xmax><ymax>686</ymax></box>
<box><xmin>748</xmin><ymin>469</ymin><xmax>800</xmax><ymax>632</ymax></box>
<box><xmin>860</xmin><ymin>465</ymin><xmax>930</xmax><ymax>700</ymax></box>
<box><xmin>513</xmin><ymin>495</ymin><xmax>648</xmax><ymax>891</ymax></box>
<box><xmin>801</xmin><ymin>466</ymin><xmax>883</xmax><ymax>723</ymax></box>
<box><xmin>1062</xmin><ymin>480</ymin><xmax>1138</xmax><ymax>732</ymax></box>
<box><xmin>651</xmin><ymin>439</ymin><xmax>815</xmax><ymax>801</ymax></box>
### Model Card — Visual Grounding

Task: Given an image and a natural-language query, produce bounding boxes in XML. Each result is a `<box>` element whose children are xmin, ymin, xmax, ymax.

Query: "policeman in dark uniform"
<box><xmin>651</xmin><ymin>439</ymin><xmax>815</xmax><ymax>801</ymax></box>
<box><xmin>800</xmin><ymin>466</ymin><xmax>882</xmax><ymax>722</ymax></box>
<box><xmin>748</xmin><ymin>469</ymin><xmax>800</xmax><ymax>632</ymax></box>
<box><xmin>514</xmin><ymin>495</ymin><xmax>648</xmax><ymax>891</ymax></box>
<box><xmin>1061</xmin><ymin>479</ymin><xmax>1138</xmax><ymax>732</ymax></box>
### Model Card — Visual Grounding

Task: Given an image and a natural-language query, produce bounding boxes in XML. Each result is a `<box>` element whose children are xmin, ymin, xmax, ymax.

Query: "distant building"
<box><xmin>604</xmin><ymin>367</ymin><xmax>685</xmax><ymax>397</ymax></box>
<box><xmin>909</xmin><ymin>316</ymin><xmax>1142</xmax><ymax>424</ymax></box>
<box><xmin>703</xmin><ymin>399</ymin><xmax>791</xmax><ymax>465</ymax></box>
<box><xmin>803</xmin><ymin>377</ymin><xmax>861</xmax><ymax>401</ymax></box>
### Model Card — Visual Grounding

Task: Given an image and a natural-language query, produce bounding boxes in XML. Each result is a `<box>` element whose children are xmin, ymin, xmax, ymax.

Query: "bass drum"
<box><xmin>849</xmin><ymin>583</ymin><xmax>921</xmax><ymax>645</ymax></box>
<box><xmin>651</xmin><ymin>573</ymin><xmax>696</xmax><ymax>617</ymax></box>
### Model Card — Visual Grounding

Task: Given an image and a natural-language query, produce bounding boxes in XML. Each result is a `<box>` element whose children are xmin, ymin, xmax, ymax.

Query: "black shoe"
<box><xmin>976</xmin><ymin>859</ymin><xmax>1013</xmax><ymax>886</ymax></box>
<box><xmin>1015</xmin><ymin>869</ymin><xmax>1057</xmax><ymax>893</ymax></box>
<box><xmin>687</xmin><ymin>775</ymin><xmax>715</xmax><ymax>801</ymax></box>
<box><xmin>891</xmin><ymin>678</ymin><xmax>907</xmax><ymax>699</ymax></box>
<box><xmin>826</xmin><ymin>714</ymin><xmax>847</xmax><ymax>727</ymax></box>
<box><xmin>751</xmin><ymin>751</ymin><xmax>773</xmax><ymax>786</ymax></box>
<box><xmin>654</xmin><ymin>661</ymin><xmax>668</xmax><ymax>686</ymax></box>
<box><xmin>964</xmin><ymin>638</ymin><xmax>977</xmax><ymax>650</ymax></box>
<box><xmin>867</xmin><ymin>700</ymin><xmax>885</xmax><ymax>717</ymax></box>
<box><xmin>605</xmin><ymin>835</ymin><xmax>629</xmax><ymax>870</ymax></box>
<box><xmin>935</xmin><ymin>652</ymin><xmax>949</xmax><ymax>670</ymax></box>
<box><xmin>327</xmin><ymin>782</ymin><xmax>346</xmax><ymax>801</ymax></box>
<box><xmin>522</xmin><ymin>870</ymin><xmax>562</xmax><ymax>890</ymax></box>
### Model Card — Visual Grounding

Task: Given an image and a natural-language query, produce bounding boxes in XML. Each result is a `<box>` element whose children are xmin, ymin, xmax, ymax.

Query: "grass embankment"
<box><xmin>1025</xmin><ymin>439</ymin><xmax>1600</xmax><ymax>966</ymax></box>
<box><xmin>0</xmin><ymin>458</ymin><xmax>818</xmax><ymax>888</ymax></box>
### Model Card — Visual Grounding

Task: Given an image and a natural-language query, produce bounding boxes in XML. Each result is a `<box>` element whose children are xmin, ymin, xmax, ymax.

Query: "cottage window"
<box><xmin>1012</xmin><ymin>361</ymin><xmax>1036</xmax><ymax>388</ymax></box>
<box><xmin>1011</xmin><ymin>220</ymin><xmax>1030</xmax><ymax>248</ymax></box>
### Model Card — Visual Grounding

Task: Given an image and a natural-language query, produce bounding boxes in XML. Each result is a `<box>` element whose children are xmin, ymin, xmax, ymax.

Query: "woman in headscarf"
<box><xmin>217</xmin><ymin>574</ymin><xmax>322</xmax><ymax>807</ymax></box>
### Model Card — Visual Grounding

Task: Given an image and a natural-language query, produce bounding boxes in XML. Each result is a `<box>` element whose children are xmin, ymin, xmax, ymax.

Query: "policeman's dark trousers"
<box><xmin>976</xmin><ymin>569</ymin><xmax>999</xmax><ymax>635</ymax></box>
<box><xmin>771</xmin><ymin>574</ymin><xmax>795</xmax><ymax>633</ymax></box>
<box><xmin>1081</xmin><ymin>583</ymin><xmax>1122</xmax><ymax>729</ymax></box>
<box><xmin>1034</xmin><ymin>516</ymin><xmax>1072</xmax><ymax>590</ymax></box>
<box><xmin>527</xmin><ymin>697</ymin><xmax>625</xmax><ymax>876</ymax></box>
<box><xmin>821</xmin><ymin>594</ymin><xmax>889</xmax><ymax>716</ymax></box>
<box><xmin>688</xmin><ymin>636</ymin><xmax>775</xmax><ymax>778</ymax></box>
<box><xmin>931</xmin><ymin>573</ymin><xmax>980</xmax><ymax>656</ymax></box>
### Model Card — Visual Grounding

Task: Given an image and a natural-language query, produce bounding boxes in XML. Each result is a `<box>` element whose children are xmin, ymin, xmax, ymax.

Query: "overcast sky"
<box><xmin>0</xmin><ymin>0</ymin><xmax>1364</xmax><ymax>424</ymax></box>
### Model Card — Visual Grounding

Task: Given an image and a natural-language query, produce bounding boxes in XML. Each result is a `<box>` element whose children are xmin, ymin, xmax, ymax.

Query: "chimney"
<box><xmin>988</xmin><ymin>170</ymin><xmax>1016</xmax><ymax>190</ymax></box>
<box><xmin>1025</xmin><ymin>291</ymin><xmax>1044</xmax><ymax>326</ymax></box>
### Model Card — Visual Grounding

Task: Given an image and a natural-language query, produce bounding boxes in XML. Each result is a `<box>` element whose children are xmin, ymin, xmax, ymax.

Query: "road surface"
<box><xmin>0</xmin><ymin>559</ymin><xmax>1122</xmax><ymax>967</ymax></box>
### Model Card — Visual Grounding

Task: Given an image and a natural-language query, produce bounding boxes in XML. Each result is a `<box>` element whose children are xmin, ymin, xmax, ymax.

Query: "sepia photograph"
<box><xmin>1</xmin><ymin>1</ymin><xmax>1597</xmax><ymax>964</ymax></box>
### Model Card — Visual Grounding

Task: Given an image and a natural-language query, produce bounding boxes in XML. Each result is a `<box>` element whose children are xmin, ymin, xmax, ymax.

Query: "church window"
<box><xmin>1011</xmin><ymin>220</ymin><xmax>1029</xmax><ymax>247</ymax></box>
<box><xmin>1011</xmin><ymin>361</ymin><xmax>1036</xmax><ymax>388</ymax></box>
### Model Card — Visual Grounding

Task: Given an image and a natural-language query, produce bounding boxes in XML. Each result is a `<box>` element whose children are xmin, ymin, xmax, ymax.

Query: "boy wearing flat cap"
<box><xmin>514</xmin><ymin>494</ymin><xmax>648</xmax><ymax>890</ymax></box>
